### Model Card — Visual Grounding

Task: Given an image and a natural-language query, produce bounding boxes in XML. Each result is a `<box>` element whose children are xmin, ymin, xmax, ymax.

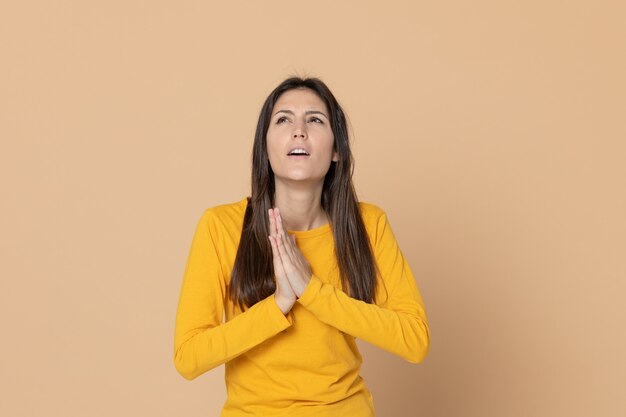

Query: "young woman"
<box><xmin>174</xmin><ymin>77</ymin><xmax>430</xmax><ymax>416</ymax></box>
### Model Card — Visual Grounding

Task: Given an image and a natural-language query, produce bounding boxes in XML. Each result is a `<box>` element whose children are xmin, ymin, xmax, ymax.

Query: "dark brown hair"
<box><xmin>229</xmin><ymin>77</ymin><xmax>378</xmax><ymax>309</ymax></box>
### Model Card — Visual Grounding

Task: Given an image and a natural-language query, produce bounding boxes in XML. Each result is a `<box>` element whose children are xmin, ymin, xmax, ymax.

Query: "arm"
<box><xmin>173</xmin><ymin>209</ymin><xmax>293</xmax><ymax>380</ymax></box>
<box><xmin>297</xmin><ymin>212</ymin><xmax>430</xmax><ymax>363</ymax></box>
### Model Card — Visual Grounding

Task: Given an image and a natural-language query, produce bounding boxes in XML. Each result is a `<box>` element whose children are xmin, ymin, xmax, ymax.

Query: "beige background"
<box><xmin>1</xmin><ymin>1</ymin><xmax>624</xmax><ymax>416</ymax></box>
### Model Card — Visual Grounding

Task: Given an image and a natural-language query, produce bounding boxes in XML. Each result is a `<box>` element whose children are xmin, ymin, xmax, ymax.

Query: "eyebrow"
<box><xmin>273</xmin><ymin>109</ymin><xmax>328</xmax><ymax>119</ymax></box>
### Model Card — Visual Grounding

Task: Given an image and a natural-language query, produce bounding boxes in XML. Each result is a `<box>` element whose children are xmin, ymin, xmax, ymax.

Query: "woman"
<box><xmin>174</xmin><ymin>76</ymin><xmax>430</xmax><ymax>416</ymax></box>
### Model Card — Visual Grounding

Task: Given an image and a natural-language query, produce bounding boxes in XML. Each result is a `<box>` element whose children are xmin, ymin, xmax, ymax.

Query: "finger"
<box><xmin>287</xmin><ymin>234</ymin><xmax>306</xmax><ymax>269</ymax></box>
<box><xmin>275</xmin><ymin>207</ymin><xmax>286</xmax><ymax>238</ymax></box>
<box><xmin>275</xmin><ymin>208</ymin><xmax>298</xmax><ymax>260</ymax></box>
<box><xmin>270</xmin><ymin>235</ymin><xmax>297</xmax><ymax>298</ymax></box>
<box><xmin>268</xmin><ymin>235</ymin><xmax>286</xmax><ymax>277</ymax></box>
<box><xmin>276</xmin><ymin>232</ymin><xmax>296</xmax><ymax>272</ymax></box>
<box><xmin>285</xmin><ymin>232</ymin><xmax>299</xmax><ymax>259</ymax></box>
<box><xmin>271</xmin><ymin>208</ymin><xmax>283</xmax><ymax>241</ymax></box>
<box><xmin>276</xmin><ymin>234</ymin><xmax>297</xmax><ymax>290</ymax></box>
<box><xmin>268</xmin><ymin>208</ymin><xmax>277</xmax><ymax>237</ymax></box>
<box><xmin>275</xmin><ymin>233</ymin><xmax>288</xmax><ymax>265</ymax></box>
<box><xmin>276</xmin><ymin>233</ymin><xmax>311</xmax><ymax>297</ymax></box>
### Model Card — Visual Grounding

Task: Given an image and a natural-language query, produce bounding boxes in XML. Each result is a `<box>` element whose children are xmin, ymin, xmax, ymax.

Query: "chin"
<box><xmin>277</xmin><ymin>172</ymin><xmax>325</xmax><ymax>184</ymax></box>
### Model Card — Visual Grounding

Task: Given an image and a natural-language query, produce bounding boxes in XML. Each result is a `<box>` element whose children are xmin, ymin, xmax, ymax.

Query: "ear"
<box><xmin>332</xmin><ymin>151</ymin><xmax>339</xmax><ymax>162</ymax></box>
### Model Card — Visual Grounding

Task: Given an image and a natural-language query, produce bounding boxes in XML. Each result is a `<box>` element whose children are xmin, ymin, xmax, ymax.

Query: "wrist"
<box><xmin>273</xmin><ymin>293</ymin><xmax>294</xmax><ymax>315</ymax></box>
<box><xmin>295</xmin><ymin>274</ymin><xmax>313</xmax><ymax>298</ymax></box>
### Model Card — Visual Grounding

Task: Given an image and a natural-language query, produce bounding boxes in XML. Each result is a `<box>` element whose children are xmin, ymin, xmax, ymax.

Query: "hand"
<box><xmin>268</xmin><ymin>208</ymin><xmax>297</xmax><ymax>314</ymax></box>
<box><xmin>268</xmin><ymin>207</ymin><xmax>313</xmax><ymax>298</ymax></box>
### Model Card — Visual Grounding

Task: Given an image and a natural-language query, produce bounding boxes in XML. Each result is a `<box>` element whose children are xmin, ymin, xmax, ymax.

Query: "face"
<box><xmin>266</xmin><ymin>88</ymin><xmax>338</xmax><ymax>185</ymax></box>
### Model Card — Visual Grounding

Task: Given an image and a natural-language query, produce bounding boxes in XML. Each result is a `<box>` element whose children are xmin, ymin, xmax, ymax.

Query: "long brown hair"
<box><xmin>229</xmin><ymin>77</ymin><xmax>378</xmax><ymax>309</ymax></box>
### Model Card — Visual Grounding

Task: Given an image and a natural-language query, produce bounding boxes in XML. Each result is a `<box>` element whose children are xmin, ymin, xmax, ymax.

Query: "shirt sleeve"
<box><xmin>296</xmin><ymin>211</ymin><xmax>430</xmax><ymax>363</ymax></box>
<box><xmin>173</xmin><ymin>209</ymin><xmax>293</xmax><ymax>380</ymax></box>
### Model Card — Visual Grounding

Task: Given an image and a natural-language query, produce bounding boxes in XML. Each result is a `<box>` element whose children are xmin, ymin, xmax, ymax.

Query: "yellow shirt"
<box><xmin>174</xmin><ymin>197</ymin><xmax>430</xmax><ymax>416</ymax></box>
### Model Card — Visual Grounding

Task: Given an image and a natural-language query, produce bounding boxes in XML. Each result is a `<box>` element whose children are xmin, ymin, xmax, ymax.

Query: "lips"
<box><xmin>287</xmin><ymin>147</ymin><xmax>310</xmax><ymax>156</ymax></box>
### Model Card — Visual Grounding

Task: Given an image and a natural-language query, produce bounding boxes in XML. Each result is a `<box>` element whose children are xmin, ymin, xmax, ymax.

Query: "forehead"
<box><xmin>273</xmin><ymin>88</ymin><xmax>328</xmax><ymax>112</ymax></box>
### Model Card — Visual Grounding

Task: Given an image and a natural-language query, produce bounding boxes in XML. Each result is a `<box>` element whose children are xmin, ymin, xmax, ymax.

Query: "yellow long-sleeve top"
<box><xmin>174</xmin><ymin>197</ymin><xmax>430</xmax><ymax>416</ymax></box>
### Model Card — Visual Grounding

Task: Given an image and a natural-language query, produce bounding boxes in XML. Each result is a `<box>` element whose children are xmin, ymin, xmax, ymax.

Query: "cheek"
<box><xmin>322</xmin><ymin>134</ymin><xmax>336</xmax><ymax>156</ymax></box>
<box><xmin>265</xmin><ymin>132</ymin><xmax>280</xmax><ymax>158</ymax></box>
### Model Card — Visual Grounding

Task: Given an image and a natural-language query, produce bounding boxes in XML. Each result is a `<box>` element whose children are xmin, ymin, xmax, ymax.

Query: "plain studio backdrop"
<box><xmin>1</xmin><ymin>1</ymin><xmax>624</xmax><ymax>416</ymax></box>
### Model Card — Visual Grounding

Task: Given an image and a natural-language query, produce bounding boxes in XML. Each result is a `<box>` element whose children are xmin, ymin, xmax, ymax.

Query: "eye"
<box><xmin>309</xmin><ymin>117</ymin><xmax>323</xmax><ymax>124</ymax></box>
<box><xmin>276</xmin><ymin>116</ymin><xmax>289</xmax><ymax>124</ymax></box>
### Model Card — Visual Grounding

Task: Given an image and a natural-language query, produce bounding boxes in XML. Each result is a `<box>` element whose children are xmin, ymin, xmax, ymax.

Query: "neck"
<box><xmin>273</xmin><ymin>178</ymin><xmax>328</xmax><ymax>231</ymax></box>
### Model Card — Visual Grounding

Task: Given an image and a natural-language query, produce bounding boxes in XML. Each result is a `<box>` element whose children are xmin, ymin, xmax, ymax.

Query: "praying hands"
<box><xmin>268</xmin><ymin>207</ymin><xmax>313</xmax><ymax>314</ymax></box>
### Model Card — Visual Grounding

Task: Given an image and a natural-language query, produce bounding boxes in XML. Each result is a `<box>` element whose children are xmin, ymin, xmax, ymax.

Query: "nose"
<box><xmin>292</xmin><ymin>120</ymin><xmax>307</xmax><ymax>140</ymax></box>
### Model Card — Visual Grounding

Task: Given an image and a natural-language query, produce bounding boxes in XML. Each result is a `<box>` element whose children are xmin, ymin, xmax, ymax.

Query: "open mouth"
<box><xmin>287</xmin><ymin>148</ymin><xmax>310</xmax><ymax>156</ymax></box>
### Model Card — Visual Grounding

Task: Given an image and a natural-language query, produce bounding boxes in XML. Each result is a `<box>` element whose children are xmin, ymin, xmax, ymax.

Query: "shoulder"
<box><xmin>198</xmin><ymin>197</ymin><xmax>249</xmax><ymax>233</ymax></box>
<box><xmin>357</xmin><ymin>200</ymin><xmax>391</xmax><ymax>243</ymax></box>
<box><xmin>358</xmin><ymin>200</ymin><xmax>387</xmax><ymax>225</ymax></box>
<box><xmin>203</xmin><ymin>197</ymin><xmax>249</xmax><ymax>219</ymax></box>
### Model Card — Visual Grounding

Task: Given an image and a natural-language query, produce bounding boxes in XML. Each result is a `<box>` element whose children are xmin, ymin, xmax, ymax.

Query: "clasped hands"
<box><xmin>268</xmin><ymin>207</ymin><xmax>313</xmax><ymax>314</ymax></box>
